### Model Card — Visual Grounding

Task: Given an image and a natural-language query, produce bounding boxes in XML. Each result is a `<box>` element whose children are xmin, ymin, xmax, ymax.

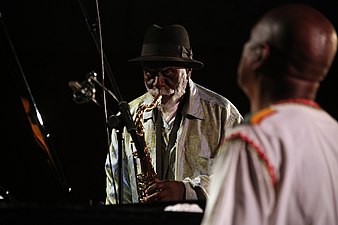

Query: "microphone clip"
<box><xmin>68</xmin><ymin>72</ymin><xmax>97</xmax><ymax>104</ymax></box>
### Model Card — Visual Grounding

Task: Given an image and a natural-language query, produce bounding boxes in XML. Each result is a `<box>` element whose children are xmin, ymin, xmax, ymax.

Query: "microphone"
<box><xmin>68</xmin><ymin>80</ymin><xmax>96</xmax><ymax>104</ymax></box>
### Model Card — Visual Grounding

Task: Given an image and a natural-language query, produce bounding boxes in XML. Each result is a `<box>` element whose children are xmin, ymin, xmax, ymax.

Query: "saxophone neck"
<box><xmin>154</xmin><ymin>94</ymin><xmax>162</xmax><ymax>107</ymax></box>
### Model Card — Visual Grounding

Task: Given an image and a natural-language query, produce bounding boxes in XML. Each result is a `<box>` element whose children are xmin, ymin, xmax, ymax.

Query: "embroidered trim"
<box><xmin>227</xmin><ymin>132</ymin><xmax>277</xmax><ymax>186</ymax></box>
<box><xmin>273</xmin><ymin>98</ymin><xmax>320</xmax><ymax>108</ymax></box>
<box><xmin>247</xmin><ymin>98</ymin><xmax>320</xmax><ymax>125</ymax></box>
<box><xmin>250</xmin><ymin>108</ymin><xmax>277</xmax><ymax>124</ymax></box>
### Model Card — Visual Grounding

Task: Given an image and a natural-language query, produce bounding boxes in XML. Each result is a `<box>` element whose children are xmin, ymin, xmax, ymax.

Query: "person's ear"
<box><xmin>258</xmin><ymin>43</ymin><xmax>270</xmax><ymax>62</ymax></box>
<box><xmin>254</xmin><ymin>42</ymin><xmax>270</xmax><ymax>72</ymax></box>
<box><xmin>186</xmin><ymin>68</ymin><xmax>192</xmax><ymax>76</ymax></box>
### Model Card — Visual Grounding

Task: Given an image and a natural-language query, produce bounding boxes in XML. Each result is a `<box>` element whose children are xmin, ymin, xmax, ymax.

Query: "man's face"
<box><xmin>143</xmin><ymin>65</ymin><xmax>190</xmax><ymax>104</ymax></box>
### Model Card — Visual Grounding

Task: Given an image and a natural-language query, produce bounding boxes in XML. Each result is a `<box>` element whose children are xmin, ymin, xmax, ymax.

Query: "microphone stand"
<box><xmin>71</xmin><ymin>72</ymin><xmax>147</xmax><ymax>205</ymax></box>
<box><xmin>76</xmin><ymin>1</ymin><xmax>146</xmax><ymax>204</ymax></box>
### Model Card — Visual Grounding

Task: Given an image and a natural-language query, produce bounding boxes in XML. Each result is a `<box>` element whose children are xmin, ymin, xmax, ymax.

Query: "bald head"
<box><xmin>237</xmin><ymin>4</ymin><xmax>337</xmax><ymax>111</ymax></box>
<box><xmin>256</xmin><ymin>4</ymin><xmax>337</xmax><ymax>81</ymax></box>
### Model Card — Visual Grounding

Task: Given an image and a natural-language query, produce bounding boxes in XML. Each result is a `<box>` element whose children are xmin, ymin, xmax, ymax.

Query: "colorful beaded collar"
<box><xmin>273</xmin><ymin>98</ymin><xmax>320</xmax><ymax>109</ymax></box>
<box><xmin>246</xmin><ymin>99</ymin><xmax>321</xmax><ymax>124</ymax></box>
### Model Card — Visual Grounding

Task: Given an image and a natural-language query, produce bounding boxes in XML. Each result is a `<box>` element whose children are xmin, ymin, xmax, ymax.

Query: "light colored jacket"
<box><xmin>105</xmin><ymin>79</ymin><xmax>243</xmax><ymax>204</ymax></box>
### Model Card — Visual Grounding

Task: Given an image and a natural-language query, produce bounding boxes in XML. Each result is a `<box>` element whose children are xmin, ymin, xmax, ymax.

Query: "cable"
<box><xmin>93</xmin><ymin>0</ymin><xmax>119</xmax><ymax>204</ymax></box>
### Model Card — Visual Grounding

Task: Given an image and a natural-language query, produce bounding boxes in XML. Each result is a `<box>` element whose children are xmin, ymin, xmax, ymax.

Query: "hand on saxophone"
<box><xmin>143</xmin><ymin>178</ymin><xmax>185</xmax><ymax>202</ymax></box>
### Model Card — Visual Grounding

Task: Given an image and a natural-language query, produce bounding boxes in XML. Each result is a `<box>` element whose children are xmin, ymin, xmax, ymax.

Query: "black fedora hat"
<box><xmin>129</xmin><ymin>24</ymin><xmax>204</xmax><ymax>69</ymax></box>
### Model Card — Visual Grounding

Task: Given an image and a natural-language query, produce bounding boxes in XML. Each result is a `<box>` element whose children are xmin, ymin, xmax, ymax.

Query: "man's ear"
<box><xmin>254</xmin><ymin>42</ymin><xmax>270</xmax><ymax>71</ymax></box>
<box><xmin>186</xmin><ymin>68</ymin><xmax>192</xmax><ymax>76</ymax></box>
<box><xmin>257</xmin><ymin>43</ymin><xmax>270</xmax><ymax>61</ymax></box>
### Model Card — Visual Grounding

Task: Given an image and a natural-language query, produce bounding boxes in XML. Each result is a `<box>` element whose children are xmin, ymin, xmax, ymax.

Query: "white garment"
<box><xmin>202</xmin><ymin>101</ymin><xmax>338</xmax><ymax>225</ymax></box>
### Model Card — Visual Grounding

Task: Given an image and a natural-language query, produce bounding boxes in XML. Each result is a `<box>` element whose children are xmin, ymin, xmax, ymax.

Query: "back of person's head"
<box><xmin>257</xmin><ymin>4</ymin><xmax>337</xmax><ymax>81</ymax></box>
<box><xmin>238</xmin><ymin>3</ymin><xmax>337</xmax><ymax>104</ymax></box>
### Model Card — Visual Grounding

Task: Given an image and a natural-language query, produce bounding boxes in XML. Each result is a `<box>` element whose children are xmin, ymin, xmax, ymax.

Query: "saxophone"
<box><xmin>133</xmin><ymin>93</ymin><xmax>162</xmax><ymax>202</ymax></box>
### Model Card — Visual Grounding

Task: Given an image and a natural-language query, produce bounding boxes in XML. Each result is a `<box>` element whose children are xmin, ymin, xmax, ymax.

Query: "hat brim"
<box><xmin>128</xmin><ymin>56</ymin><xmax>204</xmax><ymax>69</ymax></box>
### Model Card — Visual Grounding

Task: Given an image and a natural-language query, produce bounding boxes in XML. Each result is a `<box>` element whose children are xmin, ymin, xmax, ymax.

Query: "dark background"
<box><xmin>1</xmin><ymin>0</ymin><xmax>337</xmax><ymax>206</ymax></box>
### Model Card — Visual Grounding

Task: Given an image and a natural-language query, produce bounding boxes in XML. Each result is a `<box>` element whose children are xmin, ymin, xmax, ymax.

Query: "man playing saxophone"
<box><xmin>105</xmin><ymin>24</ymin><xmax>243</xmax><ymax>204</ymax></box>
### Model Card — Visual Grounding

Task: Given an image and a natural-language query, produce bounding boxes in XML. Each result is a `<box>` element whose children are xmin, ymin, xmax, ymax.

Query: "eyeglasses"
<box><xmin>143</xmin><ymin>66</ymin><xmax>185</xmax><ymax>78</ymax></box>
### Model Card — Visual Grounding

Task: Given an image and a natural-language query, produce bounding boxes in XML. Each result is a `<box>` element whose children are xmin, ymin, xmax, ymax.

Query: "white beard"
<box><xmin>146</xmin><ymin>71</ymin><xmax>190</xmax><ymax>122</ymax></box>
